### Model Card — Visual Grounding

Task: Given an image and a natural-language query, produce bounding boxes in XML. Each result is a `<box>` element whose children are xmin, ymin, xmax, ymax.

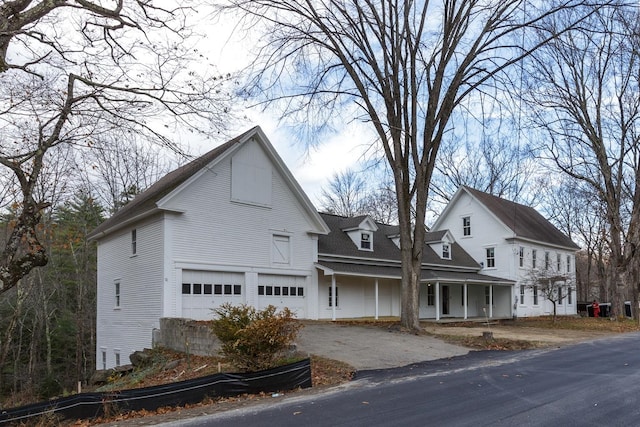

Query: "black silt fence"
<box><xmin>0</xmin><ymin>358</ymin><xmax>311</xmax><ymax>424</ymax></box>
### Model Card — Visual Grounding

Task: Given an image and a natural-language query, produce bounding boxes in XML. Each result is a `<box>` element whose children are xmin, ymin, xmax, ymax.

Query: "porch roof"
<box><xmin>316</xmin><ymin>261</ymin><xmax>514</xmax><ymax>285</ymax></box>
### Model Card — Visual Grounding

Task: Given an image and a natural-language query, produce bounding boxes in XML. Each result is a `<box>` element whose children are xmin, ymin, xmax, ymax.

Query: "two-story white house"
<box><xmin>431</xmin><ymin>187</ymin><xmax>580</xmax><ymax>317</ymax></box>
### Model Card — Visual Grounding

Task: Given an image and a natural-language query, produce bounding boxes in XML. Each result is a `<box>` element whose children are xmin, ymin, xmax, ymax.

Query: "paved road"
<box><xmin>295</xmin><ymin>322</ymin><xmax>469</xmax><ymax>369</ymax></box>
<box><xmin>160</xmin><ymin>332</ymin><xmax>640</xmax><ymax>426</ymax></box>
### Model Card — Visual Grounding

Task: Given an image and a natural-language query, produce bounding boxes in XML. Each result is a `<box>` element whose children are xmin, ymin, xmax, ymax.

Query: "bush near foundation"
<box><xmin>210</xmin><ymin>304</ymin><xmax>302</xmax><ymax>372</ymax></box>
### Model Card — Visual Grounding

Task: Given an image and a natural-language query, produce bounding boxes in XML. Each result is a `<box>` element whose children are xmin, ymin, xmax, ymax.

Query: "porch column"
<box><xmin>374</xmin><ymin>279</ymin><xmax>379</xmax><ymax>320</ymax></box>
<box><xmin>489</xmin><ymin>285</ymin><xmax>493</xmax><ymax>318</ymax></box>
<box><xmin>331</xmin><ymin>275</ymin><xmax>337</xmax><ymax>321</ymax></box>
<box><xmin>464</xmin><ymin>283</ymin><xmax>468</xmax><ymax>320</ymax></box>
<box><xmin>435</xmin><ymin>281</ymin><xmax>440</xmax><ymax>321</ymax></box>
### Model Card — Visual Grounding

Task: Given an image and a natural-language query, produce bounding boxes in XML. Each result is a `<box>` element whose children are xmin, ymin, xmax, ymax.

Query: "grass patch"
<box><xmin>505</xmin><ymin>316</ymin><xmax>640</xmax><ymax>332</ymax></box>
<box><xmin>437</xmin><ymin>334</ymin><xmax>544</xmax><ymax>351</ymax></box>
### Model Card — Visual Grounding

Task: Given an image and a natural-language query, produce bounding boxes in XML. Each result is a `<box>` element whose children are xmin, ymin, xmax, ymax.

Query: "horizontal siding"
<box><xmin>96</xmin><ymin>215</ymin><xmax>164</xmax><ymax>369</ymax></box>
<box><xmin>164</xmin><ymin>141</ymin><xmax>316</xmax><ymax>272</ymax></box>
<box><xmin>437</xmin><ymin>192</ymin><xmax>576</xmax><ymax>317</ymax></box>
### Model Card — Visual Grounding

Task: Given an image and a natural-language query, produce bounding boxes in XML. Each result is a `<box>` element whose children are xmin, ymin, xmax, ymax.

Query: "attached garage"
<box><xmin>257</xmin><ymin>274</ymin><xmax>307</xmax><ymax>318</ymax></box>
<box><xmin>181</xmin><ymin>270</ymin><xmax>245</xmax><ymax>320</ymax></box>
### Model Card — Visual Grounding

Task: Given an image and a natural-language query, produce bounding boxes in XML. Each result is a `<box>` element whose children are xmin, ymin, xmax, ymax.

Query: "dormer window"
<box><xmin>442</xmin><ymin>243</ymin><xmax>450</xmax><ymax>259</ymax></box>
<box><xmin>360</xmin><ymin>233</ymin><xmax>371</xmax><ymax>250</ymax></box>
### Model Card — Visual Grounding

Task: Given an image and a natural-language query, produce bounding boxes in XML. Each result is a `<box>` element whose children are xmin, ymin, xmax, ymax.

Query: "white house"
<box><xmin>431</xmin><ymin>186</ymin><xmax>580</xmax><ymax>317</ymax></box>
<box><xmin>89</xmin><ymin>127</ymin><xmax>577</xmax><ymax>369</ymax></box>
<box><xmin>88</xmin><ymin>127</ymin><xmax>330</xmax><ymax>370</ymax></box>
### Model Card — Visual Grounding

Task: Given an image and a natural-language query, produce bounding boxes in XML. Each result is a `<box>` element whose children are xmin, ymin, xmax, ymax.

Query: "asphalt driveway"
<box><xmin>295</xmin><ymin>321</ymin><xmax>469</xmax><ymax>370</ymax></box>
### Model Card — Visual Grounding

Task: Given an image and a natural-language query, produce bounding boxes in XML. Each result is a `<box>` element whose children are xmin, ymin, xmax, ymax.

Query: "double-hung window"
<box><xmin>462</xmin><ymin>216</ymin><xmax>471</xmax><ymax>236</ymax></box>
<box><xmin>442</xmin><ymin>243</ymin><xmax>450</xmax><ymax>259</ymax></box>
<box><xmin>486</xmin><ymin>247</ymin><xmax>495</xmax><ymax>268</ymax></box>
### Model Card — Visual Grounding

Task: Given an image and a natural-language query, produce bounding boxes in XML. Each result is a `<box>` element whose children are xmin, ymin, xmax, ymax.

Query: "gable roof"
<box><xmin>434</xmin><ymin>186</ymin><xmax>580</xmax><ymax>250</ymax></box>
<box><xmin>318</xmin><ymin>212</ymin><xmax>480</xmax><ymax>270</ymax></box>
<box><xmin>88</xmin><ymin>126</ymin><xmax>329</xmax><ymax>240</ymax></box>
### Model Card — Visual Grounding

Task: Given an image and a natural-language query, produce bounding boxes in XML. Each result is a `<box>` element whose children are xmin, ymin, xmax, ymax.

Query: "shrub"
<box><xmin>210</xmin><ymin>304</ymin><xmax>302</xmax><ymax>372</ymax></box>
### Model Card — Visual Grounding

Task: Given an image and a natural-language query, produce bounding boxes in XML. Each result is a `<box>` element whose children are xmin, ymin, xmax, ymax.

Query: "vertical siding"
<box><xmin>95</xmin><ymin>215</ymin><xmax>164</xmax><ymax>369</ymax></box>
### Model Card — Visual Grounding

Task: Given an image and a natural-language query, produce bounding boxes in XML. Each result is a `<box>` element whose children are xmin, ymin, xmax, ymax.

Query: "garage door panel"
<box><xmin>257</xmin><ymin>274</ymin><xmax>306</xmax><ymax>318</ymax></box>
<box><xmin>182</xmin><ymin>271</ymin><xmax>244</xmax><ymax>320</ymax></box>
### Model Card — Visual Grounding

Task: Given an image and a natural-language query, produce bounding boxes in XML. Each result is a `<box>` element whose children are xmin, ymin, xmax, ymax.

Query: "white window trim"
<box><xmin>360</xmin><ymin>232</ymin><xmax>373</xmax><ymax>251</ymax></box>
<box><xmin>271</xmin><ymin>232</ymin><xmax>292</xmax><ymax>266</ymax></box>
<box><xmin>462</xmin><ymin>216</ymin><xmax>472</xmax><ymax>237</ymax></box>
<box><xmin>442</xmin><ymin>243</ymin><xmax>451</xmax><ymax>259</ymax></box>
<box><xmin>484</xmin><ymin>246</ymin><xmax>496</xmax><ymax>269</ymax></box>
<box><xmin>131</xmin><ymin>229</ymin><xmax>137</xmax><ymax>256</ymax></box>
<box><xmin>114</xmin><ymin>280</ymin><xmax>121</xmax><ymax>309</ymax></box>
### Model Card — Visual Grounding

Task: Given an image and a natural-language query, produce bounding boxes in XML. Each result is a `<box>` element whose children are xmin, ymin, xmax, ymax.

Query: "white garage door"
<box><xmin>181</xmin><ymin>270</ymin><xmax>244</xmax><ymax>320</ymax></box>
<box><xmin>257</xmin><ymin>274</ymin><xmax>306</xmax><ymax>318</ymax></box>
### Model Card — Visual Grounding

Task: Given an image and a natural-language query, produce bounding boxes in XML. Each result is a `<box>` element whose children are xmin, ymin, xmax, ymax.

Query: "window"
<box><xmin>442</xmin><ymin>243</ymin><xmax>450</xmax><ymax>259</ymax></box>
<box><xmin>567</xmin><ymin>255</ymin><xmax>571</xmax><ymax>273</ymax></box>
<box><xmin>182</xmin><ymin>283</ymin><xmax>191</xmax><ymax>294</ymax></box>
<box><xmin>115</xmin><ymin>352</ymin><xmax>120</xmax><ymax>367</ymax></box>
<box><xmin>484</xmin><ymin>286</ymin><xmax>494</xmax><ymax>305</ymax></box>
<box><xmin>568</xmin><ymin>287</ymin><xmax>572</xmax><ymax>304</ymax></box>
<box><xmin>558</xmin><ymin>286</ymin><xmax>563</xmax><ymax>303</ymax></box>
<box><xmin>102</xmin><ymin>350</ymin><xmax>107</xmax><ymax>370</ymax></box>
<box><xmin>329</xmin><ymin>286</ymin><xmax>339</xmax><ymax>307</ymax></box>
<box><xmin>485</xmin><ymin>247</ymin><xmax>495</xmax><ymax>268</ymax></box>
<box><xmin>115</xmin><ymin>282</ymin><xmax>121</xmax><ymax>307</ymax></box>
<box><xmin>427</xmin><ymin>285</ymin><xmax>434</xmax><ymax>306</ymax></box>
<box><xmin>519</xmin><ymin>247</ymin><xmax>524</xmax><ymax>268</ymax></box>
<box><xmin>533</xmin><ymin>285</ymin><xmax>538</xmax><ymax>305</ymax></box>
<box><xmin>193</xmin><ymin>283</ymin><xmax>202</xmax><ymax>294</ymax></box>
<box><xmin>462</xmin><ymin>216</ymin><xmax>471</xmax><ymax>236</ymax></box>
<box><xmin>520</xmin><ymin>285</ymin><xmax>525</xmax><ymax>305</ymax></box>
<box><xmin>204</xmin><ymin>284</ymin><xmax>212</xmax><ymax>294</ymax></box>
<box><xmin>557</xmin><ymin>253</ymin><xmax>561</xmax><ymax>271</ymax></box>
<box><xmin>259</xmin><ymin>285</ymin><xmax>302</xmax><ymax>297</ymax></box>
<box><xmin>234</xmin><ymin>285</ymin><xmax>242</xmax><ymax>295</ymax></box>
<box><xmin>214</xmin><ymin>284</ymin><xmax>222</xmax><ymax>295</ymax></box>
<box><xmin>545</xmin><ymin>251</ymin><xmax>550</xmax><ymax>270</ymax></box>
<box><xmin>131</xmin><ymin>229</ymin><xmax>137</xmax><ymax>255</ymax></box>
<box><xmin>532</xmin><ymin>249</ymin><xmax>537</xmax><ymax>268</ymax></box>
<box><xmin>360</xmin><ymin>233</ymin><xmax>371</xmax><ymax>250</ymax></box>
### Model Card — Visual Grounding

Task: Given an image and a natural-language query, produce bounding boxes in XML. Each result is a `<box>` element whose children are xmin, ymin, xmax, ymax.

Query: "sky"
<box><xmin>187</xmin><ymin>10</ymin><xmax>377</xmax><ymax>208</ymax></box>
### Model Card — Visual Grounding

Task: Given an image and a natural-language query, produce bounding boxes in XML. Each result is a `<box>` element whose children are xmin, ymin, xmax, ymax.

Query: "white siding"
<box><xmin>96</xmin><ymin>215</ymin><xmax>164</xmax><ymax>369</ymax></box>
<box><xmin>436</xmin><ymin>191</ymin><xmax>577</xmax><ymax>317</ymax></box>
<box><xmin>318</xmin><ymin>277</ymin><xmax>401</xmax><ymax>319</ymax></box>
<box><xmin>162</xmin><ymin>140</ymin><xmax>317</xmax><ymax>273</ymax></box>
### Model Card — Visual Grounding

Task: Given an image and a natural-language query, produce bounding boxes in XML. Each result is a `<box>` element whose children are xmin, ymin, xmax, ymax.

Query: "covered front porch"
<box><xmin>316</xmin><ymin>262</ymin><xmax>514</xmax><ymax>321</ymax></box>
<box><xmin>419</xmin><ymin>281</ymin><xmax>514</xmax><ymax>321</ymax></box>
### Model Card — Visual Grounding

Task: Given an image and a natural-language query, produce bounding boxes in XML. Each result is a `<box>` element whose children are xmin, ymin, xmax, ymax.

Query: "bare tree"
<box><xmin>522</xmin><ymin>265</ymin><xmax>574</xmax><ymax>322</ymax></box>
<box><xmin>524</xmin><ymin>3</ymin><xmax>640</xmax><ymax>318</ymax></box>
<box><xmin>222</xmin><ymin>0</ymin><xmax>604</xmax><ymax>329</ymax></box>
<box><xmin>320</xmin><ymin>169</ymin><xmax>370</xmax><ymax>217</ymax></box>
<box><xmin>320</xmin><ymin>169</ymin><xmax>399</xmax><ymax>223</ymax></box>
<box><xmin>429</xmin><ymin>131</ymin><xmax>543</xmax><ymax>217</ymax></box>
<box><xmin>79</xmin><ymin>133</ymin><xmax>176</xmax><ymax>214</ymax></box>
<box><xmin>0</xmin><ymin>1</ymin><xmax>233</xmax><ymax>294</ymax></box>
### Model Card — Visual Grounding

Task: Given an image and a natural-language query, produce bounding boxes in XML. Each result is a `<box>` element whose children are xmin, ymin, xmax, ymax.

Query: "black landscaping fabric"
<box><xmin>0</xmin><ymin>358</ymin><xmax>311</xmax><ymax>424</ymax></box>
